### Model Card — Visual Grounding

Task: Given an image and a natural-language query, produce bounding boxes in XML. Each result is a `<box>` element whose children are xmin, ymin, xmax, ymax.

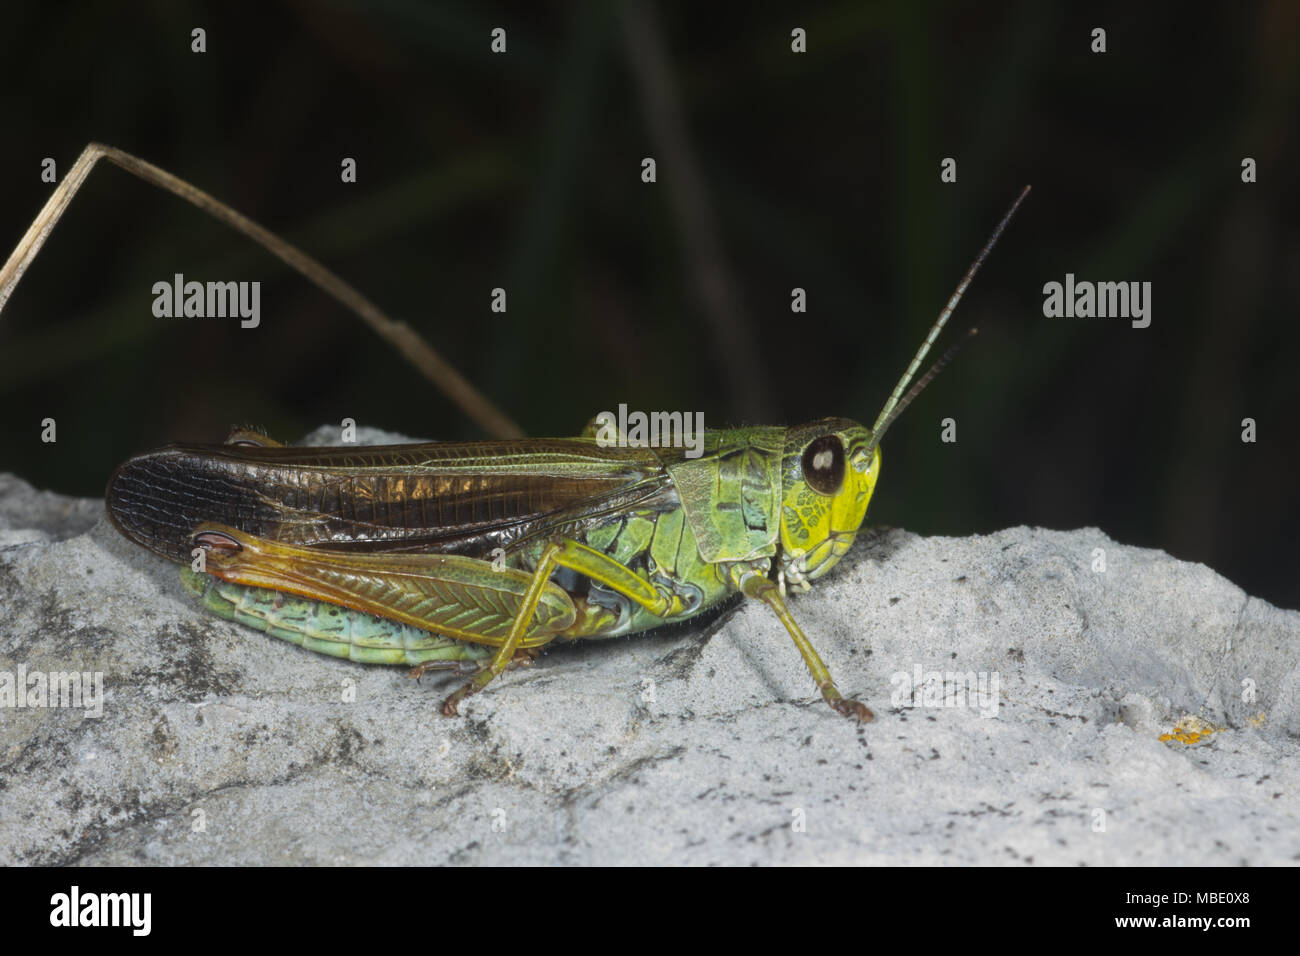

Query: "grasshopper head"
<box><xmin>777</xmin><ymin>419</ymin><xmax>880</xmax><ymax>592</ymax></box>
<box><xmin>774</xmin><ymin>324</ymin><xmax>975</xmax><ymax>594</ymax></box>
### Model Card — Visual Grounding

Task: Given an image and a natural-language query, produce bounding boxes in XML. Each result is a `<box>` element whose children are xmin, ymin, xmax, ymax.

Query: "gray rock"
<box><xmin>1</xmin><ymin>430</ymin><xmax>1297</xmax><ymax>865</ymax></box>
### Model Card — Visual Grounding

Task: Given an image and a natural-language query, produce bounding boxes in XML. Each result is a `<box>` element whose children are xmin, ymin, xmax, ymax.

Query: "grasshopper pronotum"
<box><xmin>2</xmin><ymin>144</ymin><xmax>1028</xmax><ymax>721</ymax></box>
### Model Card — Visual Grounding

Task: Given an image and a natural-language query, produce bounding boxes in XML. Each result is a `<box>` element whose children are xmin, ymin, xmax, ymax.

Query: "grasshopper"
<box><xmin>4</xmin><ymin>145</ymin><xmax>1027</xmax><ymax>721</ymax></box>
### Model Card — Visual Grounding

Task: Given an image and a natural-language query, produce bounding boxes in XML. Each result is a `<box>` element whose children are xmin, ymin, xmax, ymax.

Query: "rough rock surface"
<box><xmin>1</xmin><ymin>428</ymin><xmax>1296</xmax><ymax>865</ymax></box>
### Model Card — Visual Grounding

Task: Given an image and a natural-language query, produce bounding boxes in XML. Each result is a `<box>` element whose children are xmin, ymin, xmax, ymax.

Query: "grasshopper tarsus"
<box><xmin>408</xmin><ymin>661</ymin><xmax>478</xmax><ymax>681</ymax></box>
<box><xmin>409</xmin><ymin>639</ymin><xmax>540</xmax><ymax>711</ymax></box>
<box><xmin>831</xmin><ymin>698</ymin><xmax>875</xmax><ymax>723</ymax></box>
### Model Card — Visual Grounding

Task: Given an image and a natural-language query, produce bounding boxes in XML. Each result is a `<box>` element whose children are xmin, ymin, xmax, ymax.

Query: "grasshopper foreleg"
<box><xmin>732</xmin><ymin>566</ymin><xmax>873</xmax><ymax>723</ymax></box>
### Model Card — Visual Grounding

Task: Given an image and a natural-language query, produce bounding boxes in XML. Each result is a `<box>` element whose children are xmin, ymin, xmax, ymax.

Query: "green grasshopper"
<box><xmin>104</xmin><ymin>188</ymin><xmax>1028</xmax><ymax>722</ymax></box>
<box><xmin>6</xmin><ymin>146</ymin><xmax>1028</xmax><ymax>721</ymax></box>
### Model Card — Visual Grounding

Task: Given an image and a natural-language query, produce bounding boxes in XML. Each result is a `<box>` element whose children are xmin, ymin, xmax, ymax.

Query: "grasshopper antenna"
<box><xmin>865</xmin><ymin>326</ymin><xmax>978</xmax><ymax>454</ymax></box>
<box><xmin>0</xmin><ymin>143</ymin><xmax>524</xmax><ymax>439</ymax></box>
<box><xmin>868</xmin><ymin>184</ymin><xmax>1030</xmax><ymax>448</ymax></box>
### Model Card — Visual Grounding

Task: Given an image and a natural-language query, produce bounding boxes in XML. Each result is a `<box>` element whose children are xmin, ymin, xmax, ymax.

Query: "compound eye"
<box><xmin>801</xmin><ymin>435</ymin><xmax>845</xmax><ymax>496</ymax></box>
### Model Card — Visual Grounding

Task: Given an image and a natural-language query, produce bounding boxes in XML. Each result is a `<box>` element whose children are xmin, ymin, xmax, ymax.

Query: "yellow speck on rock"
<box><xmin>1158</xmin><ymin>715</ymin><xmax>1226</xmax><ymax>746</ymax></box>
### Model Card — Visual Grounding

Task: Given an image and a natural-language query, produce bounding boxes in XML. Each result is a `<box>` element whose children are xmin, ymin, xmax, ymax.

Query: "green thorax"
<box><xmin>662</xmin><ymin>426</ymin><xmax>787</xmax><ymax>563</ymax></box>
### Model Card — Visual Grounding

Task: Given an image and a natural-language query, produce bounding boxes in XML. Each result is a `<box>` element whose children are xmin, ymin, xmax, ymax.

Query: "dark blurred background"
<box><xmin>0</xmin><ymin>1</ymin><xmax>1296</xmax><ymax>607</ymax></box>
